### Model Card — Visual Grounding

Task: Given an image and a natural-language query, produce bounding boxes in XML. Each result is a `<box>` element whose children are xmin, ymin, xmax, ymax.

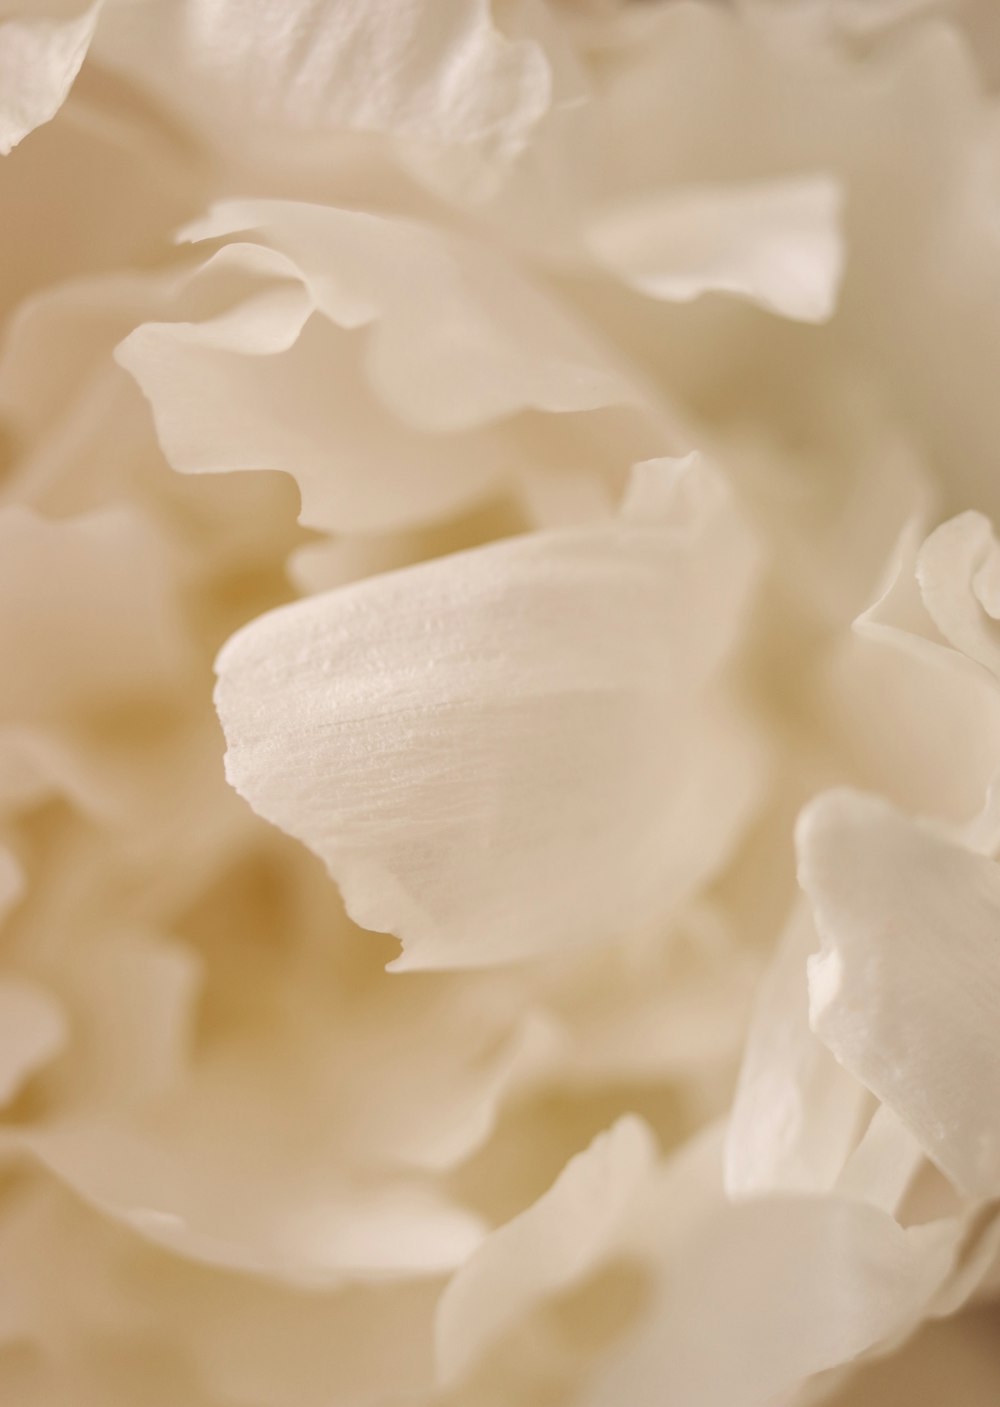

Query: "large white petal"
<box><xmin>215</xmin><ymin>456</ymin><xmax>764</xmax><ymax>968</ymax></box>
<box><xmin>798</xmin><ymin>788</ymin><xmax>1000</xmax><ymax>1197</ymax></box>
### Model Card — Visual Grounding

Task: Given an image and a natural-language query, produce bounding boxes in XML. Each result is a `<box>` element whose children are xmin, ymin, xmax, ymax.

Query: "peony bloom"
<box><xmin>3</xmin><ymin>0</ymin><xmax>1000</xmax><ymax>1403</ymax></box>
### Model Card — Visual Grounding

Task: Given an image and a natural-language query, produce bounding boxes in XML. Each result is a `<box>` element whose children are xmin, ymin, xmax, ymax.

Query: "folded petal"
<box><xmin>798</xmin><ymin>788</ymin><xmax>1000</xmax><ymax>1197</ymax></box>
<box><xmin>215</xmin><ymin>455</ymin><xmax>764</xmax><ymax>967</ymax></box>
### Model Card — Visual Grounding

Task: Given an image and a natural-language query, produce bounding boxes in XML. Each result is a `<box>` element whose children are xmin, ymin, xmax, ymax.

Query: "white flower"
<box><xmin>2</xmin><ymin>2</ymin><xmax>1000</xmax><ymax>1405</ymax></box>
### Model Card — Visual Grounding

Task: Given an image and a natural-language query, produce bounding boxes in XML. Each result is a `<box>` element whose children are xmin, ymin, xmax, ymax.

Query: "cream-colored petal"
<box><xmin>586</xmin><ymin>175</ymin><xmax>843</xmax><ymax>322</ymax></box>
<box><xmin>215</xmin><ymin>456</ymin><xmax>764</xmax><ymax>968</ymax></box>
<box><xmin>435</xmin><ymin>1115</ymin><xmax>656</xmax><ymax>1386</ymax></box>
<box><xmin>0</xmin><ymin>1</ymin><xmax>101</xmax><ymax>155</ymax></box>
<box><xmin>799</xmin><ymin>788</ymin><xmax>1000</xmax><ymax>1197</ymax></box>
<box><xmin>0</xmin><ymin>976</ymin><xmax>65</xmax><ymax>1106</ymax></box>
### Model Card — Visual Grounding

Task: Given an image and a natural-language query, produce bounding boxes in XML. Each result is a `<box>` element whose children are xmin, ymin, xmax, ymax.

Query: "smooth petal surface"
<box><xmin>435</xmin><ymin>1115</ymin><xmax>655</xmax><ymax>1385</ymax></box>
<box><xmin>798</xmin><ymin>788</ymin><xmax>1000</xmax><ymax>1197</ymax></box>
<box><xmin>215</xmin><ymin>456</ymin><xmax>764</xmax><ymax>967</ymax></box>
<box><xmin>586</xmin><ymin>175</ymin><xmax>844</xmax><ymax>322</ymax></box>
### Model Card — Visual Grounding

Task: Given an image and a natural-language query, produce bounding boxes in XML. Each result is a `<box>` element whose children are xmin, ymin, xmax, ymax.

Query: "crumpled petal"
<box><xmin>586</xmin><ymin>175</ymin><xmax>844</xmax><ymax>322</ymax></box>
<box><xmin>0</xmin><ymin>976</ymin><xmax>66</xmax><ymax>1106</ymax></box>
<box><xmin>215</xmin><ymin>455</ymin><xmax>764</xmax><ymax>968</ymax></box>
<box><xmin>117</xmin><ymin>206</ymin><xmax>652</xmax><ymax>536</ymax></box>
<box><xmin>0</xmin><ymin>1</ymin><xmax>101</xmax><ymax>155</ymax></box>
<box><xmin>798</xmin><ymin>787</ymin><xmax>1000</xmax><ymax>1197</ymax></box>
<box><xmin>435</xmin><ymin>1115</ymin><xmax>656</xmax><ymax>1386</ymax></box>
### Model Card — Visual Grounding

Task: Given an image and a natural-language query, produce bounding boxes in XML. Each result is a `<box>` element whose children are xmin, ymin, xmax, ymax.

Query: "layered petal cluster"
<box><xmin>3</xmin><ymin>1</ymin><xmax>1000</xmax><ymax>1405</ymax></box>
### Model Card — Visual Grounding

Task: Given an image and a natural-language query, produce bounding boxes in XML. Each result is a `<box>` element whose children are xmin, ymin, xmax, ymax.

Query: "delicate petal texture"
<box><xmin>215</xmin><ymin>456</ymin><xmax>763</xmax><ymax>967</ymax></box>
<box><xmin>0</xmin><ymin>977</ymin><xmax>65</xmax><ymax>1106</ymax></box>
<box><xmin>435</xmin><ymin>1115</ymin><xmax>655</xmax><ymax>1385</ymax></box>
<box><xmin>587</xmin><ymin>175</ymin><xmax>844</xmax><ymax>322</ymax></box>
<box><xmin>0</xmin><ymin>1</ymin><xmax>100</xmax><ymax>155</ymax></box>
<box><xmin>799</xmin><ymin>788</ymin><xmax>1000</xmax><ymax>1197</ymax></box>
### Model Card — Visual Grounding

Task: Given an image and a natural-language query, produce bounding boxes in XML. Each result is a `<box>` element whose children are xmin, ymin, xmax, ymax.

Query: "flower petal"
<box><xmin>215</xmin><ymin>455</ymin><xmax>764</xmax><ymax>967</ymax></box>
